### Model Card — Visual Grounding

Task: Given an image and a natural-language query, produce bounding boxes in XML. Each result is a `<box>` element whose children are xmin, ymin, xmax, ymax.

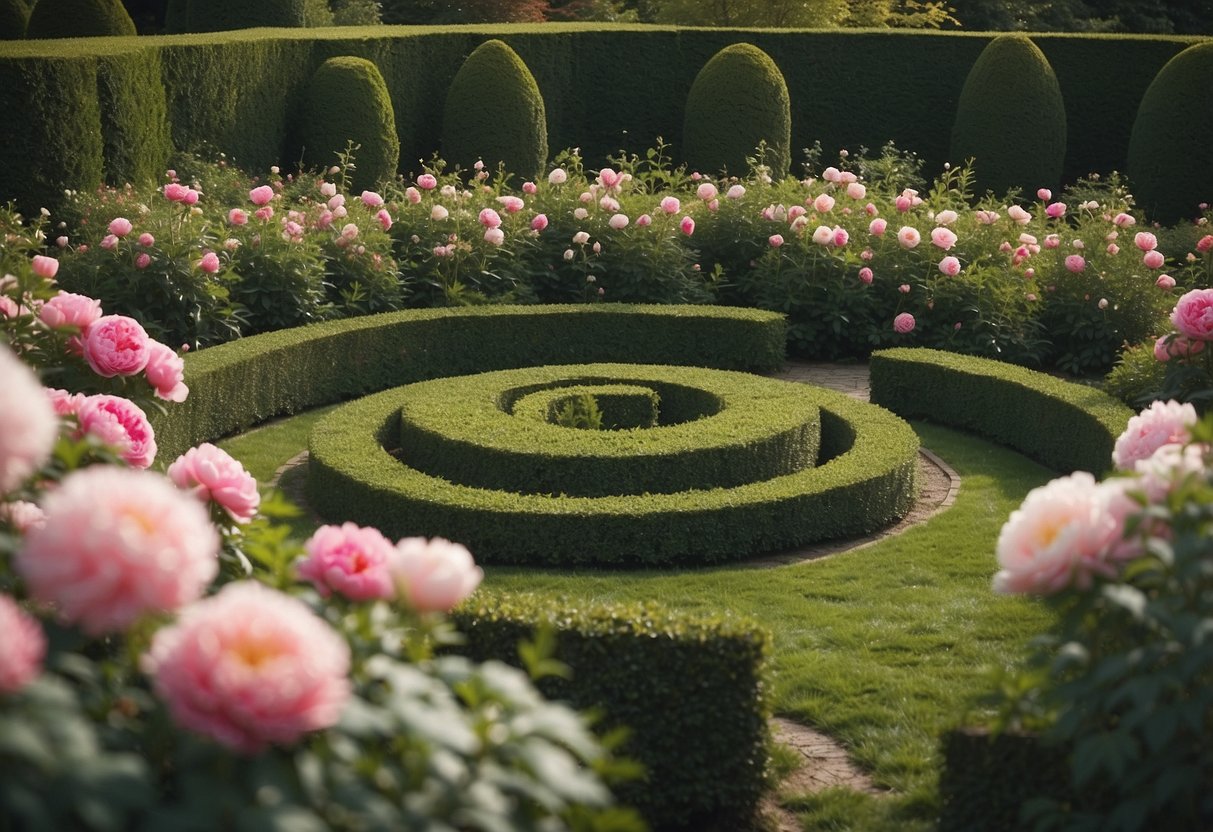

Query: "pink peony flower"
<box><xmin>696</xmin><ymin>182</ymin><xmax>718</xmax><ymax>201</ymax></box>
<box><xmin>30</xmin><ymin>255</ymin><xmax>59</xmax><ymax>280</ymax></box>
<box><xmin>896</xmin><ymin>226</ymin><xmax>921</xmax><ymax>249</ymax></box>
<box><xmin>1143</xmin><ymin>250</ymin><xmax>1165</xmax><ymax>269</ymax></box>
<box><xmin>168</xmin><ymin>443</ymin><xmax>259</xmax><ymax>524</ymax></box>
<box><xmin>228</xmin><ymin>208</ymin><xmax>248</xmax><ymax>226</ymax></box>
<box><xmin>0</xmin><ymin>347</ymin><xmax>57</xmax><ymax>494</ymax></box>
<box><xmin>1156</xmin><ymin>273</ymin><xmax>1176</xmax><ymax>289</ymax></box>
<box><xmin>934</xmin><ymin>209</ymin><xmax>958</xmax><ymax>225</ymax></box>
<box><xmin>497</xmin><ymin>195</ymin><xmax>525</xmax><ymax>214</ymax></box>
<box><xmin>660</xmin><ymin>196</ymin><xmax>680</xmax><ymax>214</ymax></box>
<box><xmin>183</xmin><ymin>189</ymin><xmax>200</xmax><ymax>206</ymax></box>
<box><xmin>938</xmin><ymin>256</ymin><xmax>961</xmax><ymax>276</ymax></box>
<box><xmin>832</xmin><ymin>227</ymin><xmax>849</xmax><ymax>247</ymax></box>
<box><xmin>1171</xmin><ymin>288</ymin><xmax>1213</xmax><ymax>340</ymax></box>
<box><xmin>975</xmin><ymin>209</ymin><xmax>1000</xmax><ymax>225</ymax></box>
<box><xmin>142</xmin><ymin>581</ymin><xmax>349</xmax><ymax>754</ymax></box>
<box><xmin>727</xmin><ymin>184</ymin><xmax>746</xmax><ymax>199</ymax></box>
<box><xmin>75</xmin><ymin>394</ymin><xmax>157</xmax><ymax>468</ymax></box>
<box><xmin>895</xmin><ymin>195</ymin><xmax>912</xmax><ymax>212</ymax></box>
<box><xmin>522</xmin><ymin>181</ymin><xmax>537</xmax><ymax>195</ymax></box>
<box><xmin>1045</xmin><ymin>202</ymin><xmax>1066</xmax><ymax>219</ymax></box>
<box><xmin>1133</xmin><ymin>231</ymin><xmax>1158</xmax><ymax>252</ymax></box>
<box><xmin>1037</xmin><ymin>188</ymin><xmax>1052</xmax><ymax>201</ymax></box>
<box><xmin>83</xmin><ymin>315</ymin><xmax>150</xmax><ymax>377</ymax></box>
<box><xmin>609</xmin><ymin>213</ymin><xmax>629</xmax><ymax>230</ymax></box>
<box><xmin>1065</xmin><ymin>254</ymin><xmax>1086</xmax><ymax>274</ymax></box>
<box><xmin>635</xmin><ymin>213</ymin><xmax>652</xmax><ymax>227</ymax></box>
<box><xmin>390</xmin><ymin>537</ymin><xmax>483</xmax><ymax>613</ymax></box>
<box><xmin>107</xmin><ymin>217</ymin><xmax>133</xmax><ymax>237</ymax></box>
<box><xmin>376</xmin><ymin>209</ymin><xmax>392</xmax><ymax>231</ymax></box>
<box><xmin>572</xmin><ymin>231</ymin><xmax>590</xmax><ymax>245</ymax></box>
<box><xmin>255</xmin><ymin>206</ymin><xmax>274</xmax><ymax>222</ymax></box>
<box><xmin>598</xmin><ymin>195</ymin><xmax>620</xmax><ymax>213</ymax></box>
<box><xmin>100</xmin><ymin>234</ymin><xmax>119</xmax><ymax>251</ymax></box>
<box><xmin>478</xmin><ymin>208</ymin><xmax>502</xmax><ymax>229</ymax></box>
<box><xmin>769</xmin><ymin>234</ymin><xmax>784</xmax><ymax>248</ymax></box>
<box><xmin>1113</xmin><ymin>212</ymin><xmax>1136</xmax><ymax>227</ymax></box>
<box><xmin>138</xmin><ymin>232</ymin><xmax>155</xmax><ymax>247</ymax></box>
<box><xmin>341</xmin><ymin>223</ymin><xmax>358</xmax><ymax>240</ymax></box>
<box><xmin>930</xmin><ymin>227</ymin><xmax>958</xmax><ymax>250</ymax></box>
<box><xmin>858</xmin><ymin>267</ymin><xmax>873</xmax><ymax>285</ymax></box>
<box><xmin>893</xmin><ymin>312</ymin><xmax>915</xmax><ymax>334</ymax></box>
<box><xmin>319</xmin><ymin>181</ymin><xmax>337</xmax><ymax>198</ymax></box>
<box><xmin>1112</xmin><ymin>400</ymin><xmax>1198</xmax><ymax>470</ymax></box>
<box><xmin>483</xmin><ymin>227</ymin><xmax>504</xmax><ymax>246</ymax></box>
<box><xmin>360</xmin><ymin>190</ymin><xmax>384</xmax><ymax>208</ymax></box>
<box><xmin>1133</xmin><ymin>442</ymin><xmax>1208</xmax><ymax>504</ymax></box>
<box><xmin>1</xmin><ymin>500</ymin><xmax>47</xmax><ymax>533</ymax></box>
<box><xmin>197</xmin><ymin>251</ymin><xmax>220</xmax><ymax>274</ymax></box>
<box><xmin>993</xmin><ymin>472</ymin><xmax>1127</xmax><ymax>594</ymax></box>
<box><xmin>1197</xmin><ymin>234</ymin><xmax>1213</xmax><ymax>253</ymax></box>
<box><xmin>39</xmin><ymin>291</ymin><xmax>102</xmax><ymax>334</ymax></box>
<box><xmin>45</xmin><ymin>387</ymin><xmax>85</xmax><ymax>417</ymax></box>
<box><xmin>297</xmin><ymin>523</ymin><xmax>396</xmax><ymax>600</ymax></box>
<box><xmin>846</xmin><ymin>182</ymin><xmax>866</xmax><ymax>200</ymax></box>
<box><xmin>16</xmin><ymin>467</ymin><xmax>218</xmax><ymax>635</ymax></box>
<box><xmin>417</xmin><ymin>173</ymin><xmax>438</xmax><ymax>190</ymax></box>
<box><xmin>1007</xmin><ymin>205</ymin><xmax>1032</xmax><ymax>224</ymax></box>
<box><xmin>144</xmin><ymin>341</ymin><xmax>189</xmax><ymax>403</ymax></box>
<box><xmin>164</xmin><ymin>182</ymin><xmax>190</xmax><ymax>202</ymax></box>
<box><xmin>869</xmin><ymin>218</ymin><xmax>887</xmax><ymax>236</ymax></box>
<box><xmin>0</xmin><ymin>595</ymin><xmax>44</xmax><ymax>694</ymax></box>
<box><xmin>249</xmin><ymin>185</ymin><xmax>274</xmax><ymax>206</ymax></box>
<box><xmin>680</xmin><ymin>216</ymin><xmax>695</xmax><ymax>236</ymax></box>
<box><xmin>548</xmin><ymin>168</ymin><xmax>568</xmax><ymax>185</ymax></box>
<box><xmin>430</xmin><ymin>205</ymin><xmax>449</xmax><ymax>221</ymax></box>
<box><xmin>898</xmin><ymin>283</ymin><xmax>910</xmax><ymax>294</ymax></box>
<box><xmin>811</xmin><ymin>225</ymin><xmax>833</xmax><ymax>245</ymax></box>
<box><xmin>813</xmin><ymin>193</ymin><xmax>835</xmax><ymax>214</ymax></box>
<box><xmin>530</xmin><ymin>213</ymin><xmax>549</xmax><ymax>231</ymax></box>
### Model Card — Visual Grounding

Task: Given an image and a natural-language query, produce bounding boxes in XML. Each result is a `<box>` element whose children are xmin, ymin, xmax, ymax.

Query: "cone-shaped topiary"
<box><xmin>949</xmin><ymin>34</ymin><xmax>1067</xmax><ymax>198</ymax></box>
<box><xmin>441</xmin><ymin>39</ymin><xmax>548</xmax><ymax>180</ymax></box>
<box><xmin>183</xmin><ymin>0</ymin><xmax>305</xmax><ymax>31</ymax></box>
<box><xmin>25</xmin><ymin>0</ymin><xmax>135</xmax><ymax>38</ymax></box>
<box><xmin>1127</xmin><ymin>42</ymin><xmax>1213</xmax><ymax>225</ymax></box>
<box><xmin>0</xmin><ymin>0</ymin><xmax>28</xmax><ymax>39</ymax></box>
<box><xmin>682</xmin><ymin>43</ymin><xmax>791</xmax><ymax>179</ymax></box>
<box><xmin>298</xmin><ymin>56</ymin><xmax>399</xmax><ymax>193</ymax></box>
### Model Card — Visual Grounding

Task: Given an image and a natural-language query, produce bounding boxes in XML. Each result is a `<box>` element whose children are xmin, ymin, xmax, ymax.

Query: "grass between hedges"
<box><xmin>219</xmin><ymin>416</ymin><xmax>1056</xmax><ymax>832</ymax></box>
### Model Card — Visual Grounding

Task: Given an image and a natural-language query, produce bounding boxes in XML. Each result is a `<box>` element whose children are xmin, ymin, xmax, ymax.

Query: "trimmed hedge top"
<box><xmin>25</xmin><ymin>0</ymin><xmax>135</xmax><ymax>39</ymax></box>
<box><xmin>869</xmin><ymin>347</ymin><xmax>1133</xmax><ymax>475</ymax></box>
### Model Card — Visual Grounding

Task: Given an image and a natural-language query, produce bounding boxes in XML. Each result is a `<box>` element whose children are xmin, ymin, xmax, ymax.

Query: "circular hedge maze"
<box><xmin>307</xmin><ymin>363</ymin><xmax>921</xmax><ymax>567</ymax></box>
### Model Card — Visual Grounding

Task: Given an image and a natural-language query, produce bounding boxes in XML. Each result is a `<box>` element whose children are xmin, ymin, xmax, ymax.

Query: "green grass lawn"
<box><xmin>219</xmin><ymin>414</ymin><xmax>1057</xmax><ymax>832</ymax></box>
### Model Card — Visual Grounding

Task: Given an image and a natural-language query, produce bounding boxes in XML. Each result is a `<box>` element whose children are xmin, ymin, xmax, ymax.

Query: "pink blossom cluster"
<box><xmin>167</xmin><ymin>443</ymin><xmax>260</xmax><ymax>524</ymax></box>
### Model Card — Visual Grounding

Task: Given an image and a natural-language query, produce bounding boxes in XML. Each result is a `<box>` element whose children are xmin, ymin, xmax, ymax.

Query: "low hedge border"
<box><xmin>513</xmin><ymin>383</ymin><xmax>661</xmax><ymax>430</ymax></box>
<box><xmin>394</xmin><ymin>365</ymin><xmax>822</xmax><ymax>497</ymax></box>
<box><xmin>149</xmin><ymin>303</ymin><xmax>787</xmax><ymax>461</ymax></box>
<box><xmin>307</xmin><ymin>375</ymin><xmax>920</xmax><ymax>567</ymax></box>
<box><xmin>451</xmin><ymin>590</ymin><xmax>771</xmax><ymax>832</ymax></box>
<box><xmin>868</xmin><ymin>347</ymin><xmax>1133</xmax><ymax>475</ymax></box>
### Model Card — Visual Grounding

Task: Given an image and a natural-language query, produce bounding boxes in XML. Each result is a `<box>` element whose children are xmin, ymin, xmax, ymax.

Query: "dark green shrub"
<box><xmin>96</xmin><ymin>49</ymin><xmax>173</xmax><ymax>188</ymax></box>
<box><xmin>0</xmin><ymin>0</ymin><xmax>27</xmax><ymax>39</ymax></box>
<box><xmin>298</xmin><ymin>55</ymin><xmax>399</xmax><ymax>192</ymax></box>
<box><xmin>869</xmin><ymin>347</ymin><xmax>1133</xmax><ymax>475</ymax></box>
<box><xmin>25</xmin><ymin>0</ymin><xmax>135</xmax><ymax>38</ymax></box>
<box><xmin>453</xmin><ymin>591</ymin><xmax>771</xmax><ymax>832</ymax></box>
<box><xmin>950</xmin><ymin>34</ymin><xmax>1067</xmax><ymax>197</ymax></box>
<box><xmin>441</xmin><ymin>39</ymin><xmax>548</xmax><ymax>180</ymax></box>
<box><xmin>183</xmin><ymin>0</ymin><xmax>305</xmax><ymax>31</ymax></box>
<box><xmin>515</xmin><ymin>384</ymin><xmax>661</xmax><ymax>430</ymax></box>
<box><xmin>1103</xmin><ymin>340</ymin><xmax>1167</xmax><ymax>409</ymax></box>
<box><xmin>1127</xmin><ymin>41</ymin><xmax>1213</xmax><ymax>224</ymax></box>
<box><xmin>682</xmin><ymin>43</ymin><xmax>791</xmax><ymax>178</ymax></box>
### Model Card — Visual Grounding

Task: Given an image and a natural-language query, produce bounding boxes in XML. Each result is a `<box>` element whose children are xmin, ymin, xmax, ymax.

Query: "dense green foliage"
<box><xmin>440</xmin><ymin>39</ymin><xmax>548</xmax><ymax>179</ymax></box>
<box><xmin>96</xmin><ymin>47</ymin><xmax>172</xmax><ymax>187</ymax></box>
<box><xmin>1127</xmin><ymin>41</ymin><xmax>1213</xmax><ymax>224</ymax></box>
<box><xmin>869</xmin><ymin>347</ymin><xmax>1133</xmax><ymax>475</ymax></box>
<box><xmin>298</xmin><ymin>55</ymin><xmax>400</xmax><ymax>191</ymax></box>
<box><xmin>306</xmin><ymin>377</ymin><xmax>919</xmax><ymax>566</ymax></box>
<box><xmin>148</xmin><ymin>304</ymin><xmax>787</xmax><ymax>458</ymax></box>
<box><xmin>682</xmin><ymin>42</ymin><xmax>791</xmax><ymax>178</ymax></box>
<box><xmin>950</xmin><ymin>34</ymin><xmax>1067</xmax><ymax>196</ymax></box>
<box><xmin>514</xmin><ymin>383</ymin><xmax>660</xmax><ymax>430</ymax></box>
<box><xmin>453</xmin><ymin>591</ymin><xmax>771</xmax><ymax>831</ymax></box>
<box><xmin>0</xmin><ymin>0</ymin><xmax>27</xmax><ymax>39</ymax></box>
<box><xmin>25</xmin><ymin>0</ymin><xmax>135</xmax><ymax>38</ymax></box>
<box><xmin>182</xmin><ymin>0</ymin><xmax>305</xmax><ymax>31</ymax></box>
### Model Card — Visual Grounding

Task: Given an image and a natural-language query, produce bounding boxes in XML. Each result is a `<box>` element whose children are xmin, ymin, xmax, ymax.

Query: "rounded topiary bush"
<box><xmin>183</xmin><ymin>0</ymin><xmax>305</xmax><ymax>31</ymax></box>
<box><xmin>298</xmin><ymin>56</ymin><xmax>399</xmax><ymax>193</ymax></box>
<box><xmin>949</xmin><ymin>34</ymin><xmax>1067</xmax><ymax>198</ymax></box>
<box><xmin>682</xmin><ymin>43</ymin><xmax>791</xmax><ymax>179</ymax></box>
<box><xmin>441</xmin><ymin>39</ymin><xmax>548</xmax><ymax>180</ymax></box>
<box><xmin>0</xmin><ymin>0</ymin><xmax>28</xmax><ymax>39</ymax></box>
<box><xmin>1127</xmin><ymin>42</ymin><xmax>1213</xmax><ymax>224</ymax></box>
<box><xmin>25</xmin><ymin>0</ymin><xmax>135</xmax><ymax>38</ymax></box>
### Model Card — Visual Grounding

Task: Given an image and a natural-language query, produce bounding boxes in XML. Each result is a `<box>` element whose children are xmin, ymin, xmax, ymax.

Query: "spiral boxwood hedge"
<box><xmin>150</xmin><ymin>304</ymin><xmax>787</xmax><ymax>460</ymax></box>
<box><xmin>453</xmin><ymin>591</ymin><xmax>770</xmax><ymax>832</ymax></box>
<box><xmin>514</xmin><ymin>383</ymin><xmax>661</xmax><ymax>430</ymax></box>
<box><xmin>868</xmin><ymin>347</ymin><xmax>1133</xmax><ymax>475</ymax></box>
<box><xmin>393</xmin><ymin>365</ymin><xmax>822</xmax><ymax>497</ymax></box>
<box><xmin>306</xmin><ymin>366</ymin><xmax>920</xmax><ymax>567</ymax></box>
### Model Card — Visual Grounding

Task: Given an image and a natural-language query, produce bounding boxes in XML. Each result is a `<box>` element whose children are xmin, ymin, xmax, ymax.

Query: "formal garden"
<box><xmin>1</xmin><ymin>1</ymin><xmax>1212</xmax><ymax>830</ymax></box>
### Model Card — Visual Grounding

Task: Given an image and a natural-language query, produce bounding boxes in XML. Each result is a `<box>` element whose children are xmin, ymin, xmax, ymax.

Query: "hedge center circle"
<box><xmin>308</xmin><ymin>364</ymin><xmax>921</xmax><ymax>567</ymax></box>
<box><xmin>394</xmin><ymin>365</ymin><xmax>822</xmax><ymax>497</ymax></box>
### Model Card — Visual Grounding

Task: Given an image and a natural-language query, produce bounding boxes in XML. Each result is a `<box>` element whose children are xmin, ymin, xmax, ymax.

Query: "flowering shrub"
<box><xmin>989</xmin><ymin>403</ymin><xmax>1213</xmax><ymax>830</ymax></box>
<box><xmin>0</xmin><ymin>250</ymin><xmax>642</xmax><ymax>831</ymax></box>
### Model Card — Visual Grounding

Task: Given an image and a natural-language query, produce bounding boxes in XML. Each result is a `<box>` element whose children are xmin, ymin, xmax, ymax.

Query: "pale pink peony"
<box><xmin>390</xmin><ymin>537</ymin><xmax>483</xmax><ymax>613</ymax></box>
<box><xmin>0</xmin><ymin>594</ymin><xmax>44</xmax><ymax>694</ymax></box>
<box><xmin>1037</xmin><ymin>188</ymin><xmax>1052</xmax><ymax>201</ymax></box>
<box><xmin>430</xmin><ymin>205</ymin><xmax>449</xmax><ymax>221</ymax></box>
<box><xmin>787</xmin><ymin>205</ymin><xmax>806</xmax><ymax>222</ymax></box>
<box><xmin>1113</xmin><ymin>212</ymin><xmax>1136</xmax><ymax>228</ymax></box>
<box><xmin>832</xmin><ymin>227</ymin><xmax>849</xmax><ymax>247</ymax></box>
<box><xmin>846</xmin><ymin>182</ymin><xmax>866</xmax><ymax>201</ymax></box>
<box><xmin>478</xmin><ymin>208</ymin><xmax>502</xmax><ymax>229</ymax></box>
<box><xmin>16</xmin><ymin>467</ymin><xmax>218</xmax><ymax>634</ymax></box>
<box><xmin>360</xmin><ymin>190</ymin><xmax>384</xmax><ymax>208</ymax></box>
<box><xmin>1007</xmin><ymin>205</ymin><xmax>1031</xmax><ymax>224</ymax></box>
<box><xmin>858</xmin><ymin>267</ymin><xmax>873</xmax><ymax>285</ymax></box>
<box><xmin>727</xmin><ymin>184</ymin><xmax>746</xmax><ymax>199</ymax></box>
<box><xmin>609</xmin><ymin>213</ymin><xmax>629</xmax><ymax>230</ymax></box>
<box><xmin>1171</xmin><ymin>288</ymin><xmax>1213</xmax><ymax>340</ymax></box>
<box><xmin>975</xmin><ymin>209</ymin><xmax>1000</xmax><ymax>224</ymax></box>
<box><xmin>483</xmin><ymin>227</ymin><xmax>504</xmax><ymax>246</ymax></box>
<box><xmin>1156</xmin><ymin>273</ymin><xmax>1176</xmax><ymax>290</ymax></box>
<box><xmin>0</xmin><ymin>347</ymin><xmax>57</xmax><ymax>494</ymax></box>
<box><xmin>1065</xmin><ymin>254</ymin><xmax>1086</xmax><ymax>273</ymax></box>
<box><xmin>548</xmin><ymin>168</ymin><xmax>568</xmax><ymax>185</ymax></box>
<box><xmin>1133</xmin><ymin>231</ymin><xmax>1158</xmax><ymax>251</ymax></box>
<box><xmin>297</xmin><ymin>522</ymin><xmax>396</xmax><ymax>600</ymax></box>
<box><xmin>228</xmin><ymin>208</ymin><xmax>248</xmax><ymax>226</ymax></box>
<box><xmin>144</xmin><ymin>341</ymin><xmax>189</xmax><ymax>403</ymax></box>
<box><xmin>142</xmin><ymin>581</ymin><xmax>350</xmax><ymax>754</ymax></box>
<box><xmin>107</xmin><ymin>217</ymin><xmax>133</xmax><ymax>237</ymax></box>
<box><xmin>376</xmin><ymin>209</ymin><xmax>393</xmax><ymax>231</ymax></box>
<box><xmin>0</xmin><ymin>500</ymin><xmax>46</xmax><ymax>533</ymax></box>
<box><xmin>1132</xmin><ymin>442</ymin><xmax>1208</xmax><ymax>504</ymax></box>
<box><xmin>39</xmin><ymin>291</ymin><xmax>102</xmax><ymax>334</ymax></box>
<box><xmin>696</xmin><ymin>182</ymin><xmax>717</xmax><ymax>201</ymax></box>
<box><xmin>868</xmin><ymin>218</ymin><xmax>887</xmax><ymax>236</ymax></box>
<box><xmin>938</xmin><ymin>256</ymin><xmax>961</xmax><ymax>276</ymax></box>
<box><xmin>896</xmin><ymin>226</ymin><xmax>921</xmax><ymax>249</ymax></box>
<box><xmin>135</xmin><ymin>253</ymin><xmax>151</xmax><ymax>269</ymax></box>
<box><xmin>812</xmin><ymin>193</ymin><xmax>835</xmax><ymax>214</ymax></box>
<box><xmin>45</xmin><ymin>387</ymin><xmax>85</xmax><ymax>417</ymax></box>
<box><xmin>417</xmin><ymin>173</ymin><xmax>438</xmax><ymax>190</ymax></box>
<box><xmin>1197</xmin><ymin>234</ymin><xmax>1213</xmax><ymax>253</ymax></box>
<box><xmin>198</xmin><ymin>251</ymin><xmax>220</xmax><ymax>274</ymax></box>
<box><xmin>531</xmin><ymin>213</ymin><xmax>549</xmax><ymax>231</ymax></box>
<box><xmin>1045</xmin><ymin>202</ymin><xmax>1066</xmax><ymax>219</ymax></box>
<box><xmin>100</xmin><ymin>234</ymin><xmax>119</xmax><ymax>251</ymax></box>
<box><xmin>769</xmin><ymin>234</ymin><xmax>784</xmax><ymax>248</ymax></box>
<box><xmin>993</xmin><ymin>472</ymin><xmax>1125</xmax><ymax>595</ymax></box>
<box><xmin>31</xmin><ymin>255</ymin><xmax>59</xmax><ymax>280</ymax></box>
<box><xmin>635</xmin><ymin>213</ymin><xmax>652</xmax><ymax>227</ymax></box>
<box><xmin>1143</xmin><ymin>250</ymin><xmax>1165</xmax><ymax>269</ymax></box>
<box><xmin>168</xmin><ymin>443</ymin><xmax>259</xmax><ymax>524</ymax></box>
<box><xmin>893</xmin><ymin>312</ymin><xmax>915</xmax><ymax>334</ymax></box>
<box><xmin>84</xmin><ymin>315</ymin><xmax>150</xmax><ymax>378</ymax></box>
<box><xmin>497</xmin><ymin>195</ymin><xmax>525</xmax><ymax>214</ymax></box>
<box><xmin>163</xmin><ymin>182</ymin><xmax>190</xmax><ymax>202</ymax></box>
<box><xmin>249</xmin><ymin>185</ymin><xmax>274</xmax><ymax>206</ymax></box>
<box><xmin>522</xmin><ymin>181</ymin><xmax>537</xmax><ymax>195</ymax></box>
<box><xmin>75</xmin><ymin>394</ymin><xmax>156</xmax><ymax>468</ymax></box>
<box><xmin>1112</xmin><ymin>400</ymin><xmax>1198</xmax><ymax>471</ymax></box>
<box><xmin>930</xmin><ymin>227</ymin><xmax>958</xmax><ymax>250</ymax></box>
<box><xmin>660</xmin><ymin>196</ymin><xmax>680</xmax><ymax>214</ymax></box>
<box><xmin>811</xmin><ymin>225</ymin><xmax>833</xmax><ymax>245</ymax></box>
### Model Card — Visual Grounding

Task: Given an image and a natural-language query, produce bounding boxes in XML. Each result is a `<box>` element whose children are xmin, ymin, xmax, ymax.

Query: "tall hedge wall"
<box><xmin>0</xmin><ymin>27</ymin><xmax>1203</xmax><ymax>215</ymax></box>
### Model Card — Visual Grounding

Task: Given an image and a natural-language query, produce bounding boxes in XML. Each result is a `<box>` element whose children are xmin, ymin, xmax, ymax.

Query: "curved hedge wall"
<box><xmin>149</xmin><ymin>304</ymin><xmax>787</xmax><ymax>459</ymax></box>
<box><xmin>868</xmin><ymin>347</ymin><xmax>1133</xmax><ymax>475</ymax></box>
<box><xmin>514</xmin><ymin>383</ymin><xmax>661</xmax><ymax>430</ymax></box>
<box><xmin>306</xmin><ymin>372</ymin><xmax>920</xmax><ymax>567</ymax></box>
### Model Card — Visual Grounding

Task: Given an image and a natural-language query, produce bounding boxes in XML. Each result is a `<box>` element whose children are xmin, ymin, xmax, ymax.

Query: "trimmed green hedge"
<box><xmin>96</xmin><ymin>46</ymin><xmax>172</xmax><ymax>188</ymax></box>
<box><xmin>306</xmin><ymin>376</ymin><xmax>919</xmax><ymax>566</ymax></box>
<box><xmin>25</xmin><ymin>0</ymin><xmax>134</xmax><ymax>39</ymax></box>
<box><xmin>393</xmin><ymin>365</ymin><xmax>821</xmax><ymax>497</ymax></box>
<box><xmin>514</xmin><ymin>383</ymin><xmax>661</xmax><ymax>430</ymax></box>
<box><xmin>182</xmin><ymin>0</ymin><xmax>306</xmax><ymax>32</ymax></box>
<box><xmin>149</xmin><ymin>304</ymin><xmax>787</xmax><ymax>460</ymax></box>
<box><xmin>868</xmin><ymin>347</ymin><xmax>1133</xmax><ymax>475</ymax></box>
<box><xmin>453</xmin><ymin>591</ymin><xmax>771</xmax><ymax>832</ymax></box>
